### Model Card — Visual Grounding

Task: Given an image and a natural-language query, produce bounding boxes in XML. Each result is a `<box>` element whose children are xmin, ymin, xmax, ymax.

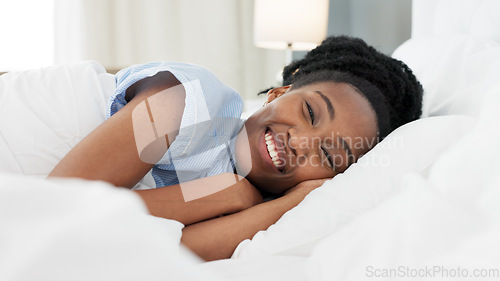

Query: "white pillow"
<box><xmin>232</xmin><ymin>115</ymin><xmax>476</xmax><ymax>258</ymax></box>
<box><xmin>305</xmin><ymin>82</ymin><xmax>500</xmax><ymax>281</ymax></box>
<box><xmin>392</xmin><ymin>34</ymin><xmax>500</xmax><ymax>118</ymax></box>
<box><xmin>0</xmin><ymin>61</ymin><xmax>115</xmax><ymax>175</ymax></box>
<box><xmin>432</xmin><ymin>0</ymin><xmax>500</xmax><ymax>42</ymax></box>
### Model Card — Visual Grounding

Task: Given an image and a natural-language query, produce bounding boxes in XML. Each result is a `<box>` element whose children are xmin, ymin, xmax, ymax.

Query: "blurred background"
<box><xmin>0</xmin><ymin>0</ymin><xmax>411</xmax><ymax>102</ymax></box>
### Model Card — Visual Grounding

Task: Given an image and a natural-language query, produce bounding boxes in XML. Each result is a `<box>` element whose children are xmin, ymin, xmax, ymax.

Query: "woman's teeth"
<box><xmin>265</xmin><ymin>131</ymin><xmax>283</xmax><ymax>170</ymax></box>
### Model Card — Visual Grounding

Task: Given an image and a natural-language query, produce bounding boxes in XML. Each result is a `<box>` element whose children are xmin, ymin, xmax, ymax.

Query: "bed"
<box><xmin>1</xmin><ymin>0</ymin><xmax>500</xmax><ymax>280</ymax></box>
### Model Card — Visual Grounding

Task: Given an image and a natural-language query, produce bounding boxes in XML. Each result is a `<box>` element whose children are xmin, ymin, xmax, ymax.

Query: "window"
<box><xmin>0</xmin><ymin>0</ymin><xmax>54</xmax><ymax>71</ymax></box>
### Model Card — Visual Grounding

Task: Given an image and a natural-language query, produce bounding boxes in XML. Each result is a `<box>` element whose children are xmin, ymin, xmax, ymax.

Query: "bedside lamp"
<box><xmin>253</xmin><ymin>0</ymin><xmax>329</xmax><ymax>65</ymax></box>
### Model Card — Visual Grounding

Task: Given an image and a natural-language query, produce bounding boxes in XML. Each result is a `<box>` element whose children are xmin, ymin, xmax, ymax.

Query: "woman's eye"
<box><xmin>306</xmin><ymin>102</ymin><xmax>315</xmax><ymax>124</ymax></box>
<box><xmin>321</xmin><ymin>147</ymin><xmax>334</xmax><ymax>169</ymax></box>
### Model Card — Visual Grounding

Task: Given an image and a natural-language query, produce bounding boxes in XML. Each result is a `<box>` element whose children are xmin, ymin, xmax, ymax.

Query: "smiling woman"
<box><xmin>241</xmin><ymin>76</ymin><xmax>380</xmax><ymax>194</ymax></box>
<box><xmin>47</xmin><ymin>35</ymin><xmax>423</xmax><ymax>261</ymax></box>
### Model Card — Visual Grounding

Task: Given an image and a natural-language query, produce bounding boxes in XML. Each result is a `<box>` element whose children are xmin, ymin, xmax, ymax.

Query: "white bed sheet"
<box><xmin>200</xmin><ymin>256</ymin><xmax>308</xmax><ymax>281</ymax></box>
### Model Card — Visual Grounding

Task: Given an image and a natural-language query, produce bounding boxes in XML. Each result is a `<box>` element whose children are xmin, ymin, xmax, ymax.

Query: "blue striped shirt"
<box><xmin>106</xmin><ymin>62</ymin><xmax>244</xmax><ymax>188</ymax></box>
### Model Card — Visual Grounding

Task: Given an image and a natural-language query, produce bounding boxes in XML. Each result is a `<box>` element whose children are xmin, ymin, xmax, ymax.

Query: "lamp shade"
<box><xmin>253</xmin><ymin>0</ymin><xmax>329</xmax><ymax>51</ymax></box>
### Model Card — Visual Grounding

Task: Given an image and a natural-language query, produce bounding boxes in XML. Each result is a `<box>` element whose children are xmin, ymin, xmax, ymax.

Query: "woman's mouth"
<box><xmin>263</xmin><ymin>128</ymin><xmax>286</xmax><ymax>172</ymax></box>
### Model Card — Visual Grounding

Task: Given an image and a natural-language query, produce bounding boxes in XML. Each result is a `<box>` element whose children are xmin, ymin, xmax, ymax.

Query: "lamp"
<box><xmin>253</xmin><ymin>0</ymin><xmax>329</xmax><ymax>65</ymax></box>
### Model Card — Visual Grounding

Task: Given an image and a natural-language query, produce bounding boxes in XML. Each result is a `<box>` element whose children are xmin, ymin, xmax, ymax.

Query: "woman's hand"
<box><xmin>228</xmin><ymin>175</ymin><xmax>264</xmax><ymax>213</ymax></box>
<box><xmin>134</xmin><ymin>173</ymin><xmax>263</xmax><ymax>225</ymax></box>
<box><xmin>181</xmin><ymin>177</ymin><xmax>329</xmax><ymax>261</ymax></box>
<box><xmin>284</xmin><ymin>178</ymin><xmax>330</xmax><ymax>201</ymax></box>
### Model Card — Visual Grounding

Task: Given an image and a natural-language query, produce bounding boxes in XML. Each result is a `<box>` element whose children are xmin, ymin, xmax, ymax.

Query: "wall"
<box><xmin>295</xmin><ymin>0</ymin><xmax>412</xmax><ymax>60</ymax></box>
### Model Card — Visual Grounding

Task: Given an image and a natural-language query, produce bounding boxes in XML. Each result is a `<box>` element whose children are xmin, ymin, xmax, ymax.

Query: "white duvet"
<box><xmin>0</xmin><ymin>174</ymin><xmax>212</xmax><ymax>281</ymax></box>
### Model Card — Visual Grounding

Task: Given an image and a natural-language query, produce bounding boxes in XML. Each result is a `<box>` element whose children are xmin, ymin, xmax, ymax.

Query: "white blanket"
<box><xmin>0</xmin><ymin>173</ymin><xmax>229</xmax><ymax>281</ymax></box>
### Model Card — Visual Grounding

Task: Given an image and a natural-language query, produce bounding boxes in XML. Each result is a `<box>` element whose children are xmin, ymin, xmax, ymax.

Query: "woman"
<box><xmin>49</xmin><ymin>36</ymin><xmax>423</xmax><ymax>260</ymax></box>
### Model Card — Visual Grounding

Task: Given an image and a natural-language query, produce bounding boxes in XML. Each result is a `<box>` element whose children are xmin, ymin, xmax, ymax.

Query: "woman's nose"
<box><xmin>287</xmin><ymin>128</ymin><xmax>318</xmax><ymax>158</ymax></box>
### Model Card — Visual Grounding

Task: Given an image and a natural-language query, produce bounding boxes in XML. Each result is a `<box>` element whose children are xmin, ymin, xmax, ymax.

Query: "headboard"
<box><xmin>393</xmin><ymin>0</ymin><xmax>500</xmax><ymax>118</ymax></box>
<box><xmin>411</xmin><ymin>0</ymin><xmax>500</xmax><ymax>42</ymax></box>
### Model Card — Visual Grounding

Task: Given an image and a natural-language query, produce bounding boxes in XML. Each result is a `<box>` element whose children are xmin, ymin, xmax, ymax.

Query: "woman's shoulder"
<box><xmin>115</xmin><ymin>61</ymin><xmax>238</xmax><ymax>99</ymax></box>
<box><xmin>115</xmin><ymin>61</ymin><xmax>216</xmax><ymax>86</ymax></box>
<box><xmin>108</xmin><ymin>61</ymin><xmax>243</xmax><ymax>119</ymax></box>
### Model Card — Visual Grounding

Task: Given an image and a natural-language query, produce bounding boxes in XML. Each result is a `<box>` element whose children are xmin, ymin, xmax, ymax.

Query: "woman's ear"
<box><xmin>265</xmin><ymin>85</ymin><xmax>291</xmax><ymax>104</ymax></box>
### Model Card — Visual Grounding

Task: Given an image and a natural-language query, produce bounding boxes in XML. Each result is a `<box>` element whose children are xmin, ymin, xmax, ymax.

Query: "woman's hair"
<box><xmin>278</xmin><ymin>35</ymin><xmax>423</xmax><ymax>139</ymax></box>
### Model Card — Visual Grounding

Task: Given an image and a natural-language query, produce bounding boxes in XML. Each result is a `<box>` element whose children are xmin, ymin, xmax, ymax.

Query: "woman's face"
<box><xmin>235</xmin><ymin>81</ymin><xmax>379</xmax><ymax>193</ymax></box>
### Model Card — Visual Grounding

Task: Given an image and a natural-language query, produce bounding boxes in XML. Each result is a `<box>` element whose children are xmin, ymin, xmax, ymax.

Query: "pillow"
<box><xmin>232</xmin><ymin>115</ymin><xmax>476</xmax><ymax>258</ymax></box>
<box><xmin>392</xmin><ymin>34</ymin><xmax>500</xmax><ymax>118</ymax></box>
<box><xmin>432</xmin><ymin>0</ymin><xmax>500</xmax><ymax>42</ymax></box>
<box><xmin>305</xmin><ymin>84</ymin><xmax>500</xmax><ymax>280</ymax></box>
<box><xmin>0</xmin><ymin>61</ymin><xmax>115</xmax><ymax>175</ymax></box>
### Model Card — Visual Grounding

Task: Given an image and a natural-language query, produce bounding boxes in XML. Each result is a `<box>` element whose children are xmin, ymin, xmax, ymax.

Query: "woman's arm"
<box><xmin>133</xmin><ymin>173</ymin><xmax>263</xmax><ymax>225</ymax></box>
<box><xmin>181</xmin><ymin>178</ymin><xmax>328</xmax><ymax>261</ymax></box>
<box><xmin>48</xmin><ymin>71</ymin><xmax>262</xmax><ymax>225</ymax></box>
<box><xmin>49</xmin><ymin>71</ymin><xmax>184</xmax><ymax>188</ymax></box>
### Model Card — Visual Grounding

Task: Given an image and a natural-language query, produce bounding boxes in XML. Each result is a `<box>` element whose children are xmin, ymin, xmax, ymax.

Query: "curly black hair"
<box><xmin>280</xmin><ymin>35</ymin><xmax>423</xmax><ymax>139</ymax></box>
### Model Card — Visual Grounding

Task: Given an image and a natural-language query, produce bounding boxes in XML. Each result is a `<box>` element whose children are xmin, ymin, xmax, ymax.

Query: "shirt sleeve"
<box><xmin>106</xmin><ymin>61</ymin><xmax>244</xmax><ymax>168</ymax></box>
